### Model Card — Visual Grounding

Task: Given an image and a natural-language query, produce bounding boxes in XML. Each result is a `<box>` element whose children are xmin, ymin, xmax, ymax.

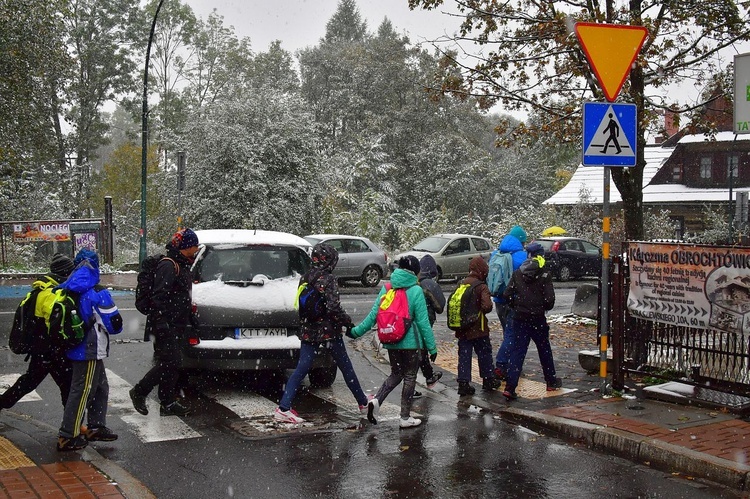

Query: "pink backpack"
<box><xmin>376</xmin><ymin>284</ymin><xmax>412</xmax><ymax>344</ymax></box>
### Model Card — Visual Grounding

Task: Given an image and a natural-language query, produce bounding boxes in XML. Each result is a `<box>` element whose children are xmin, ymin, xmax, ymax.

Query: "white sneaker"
<box><xmin>274</xmin><ymin>407</ymin><xmax>305</xmax><ymax>424</ymax></box>
<box><xmin>399</xmin><ymin>416</ymin><xmax>422</xmax><ymax>428</ymax></box>
<box><xmin>367</xmin><ymin>398</ymin><xmax>380</xmax><ymax>424</ymax></box>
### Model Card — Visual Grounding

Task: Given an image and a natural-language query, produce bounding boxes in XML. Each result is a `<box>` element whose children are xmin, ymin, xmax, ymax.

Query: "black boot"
<box><xmin>482</xmin><ymin>377</ymin><xmax>502</xmax><ymax>391</ymax></box>
<box><xmin>457</xmin><ymin>382</ymin><xmax>475</xmax><ymax>396</ymax></box>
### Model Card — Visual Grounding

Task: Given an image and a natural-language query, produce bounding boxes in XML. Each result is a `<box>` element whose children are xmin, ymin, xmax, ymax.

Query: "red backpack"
<box><xmin>376</xmin><ymin>284</ymin><xmax>412</xmax><ymax>344</ymax></box>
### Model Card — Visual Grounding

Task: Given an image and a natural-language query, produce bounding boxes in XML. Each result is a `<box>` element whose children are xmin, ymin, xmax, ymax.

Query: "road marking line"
<box><xmin>0</xmin><ymin>374</ymin><xmax>41</xmax><ymax>402</ymax></box>
<box><xmin>106</xmin><ymin>370</ymin><xmax>201</xmax><ymax>443</ymax></box>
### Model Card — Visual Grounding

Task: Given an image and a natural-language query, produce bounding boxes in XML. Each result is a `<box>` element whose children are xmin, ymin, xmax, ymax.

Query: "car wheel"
<box><xmin>308</xmin><ymin>366</ymin><xmax>337</xmax><ymax>388</ymax></box>
<box><xmin>360</xmin><ymin>265</ymin><xmax>382</xmax><ymax>287</ymax></box>
<box><xmin>557</xmin><ymin>265</ymin><xmax>571</xmax><ymax>281</ymax></box>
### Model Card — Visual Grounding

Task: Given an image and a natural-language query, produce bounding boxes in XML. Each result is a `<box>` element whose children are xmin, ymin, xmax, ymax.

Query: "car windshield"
<box><xmin>412</xmin><ymin>236</ymin><xmax>450</xmax><ymax>252</ymax></box>
<box><xmin>304</xmin><ymin>236</ymin><xmax>322</xmax><ymax>245</ymax></box>
<box><xmin>197</xmin><ymin>246</ymin><xmax>310</xmax><ymax>283</ymax></box>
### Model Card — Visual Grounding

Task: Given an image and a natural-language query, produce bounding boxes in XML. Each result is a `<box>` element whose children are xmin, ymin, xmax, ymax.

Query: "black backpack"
<box><xmin>296</xmin><ymin>279</ymin><xmax>325</xmax><ymax>320</ymax></box>
<box><xmin>135</xmin><ymin>254</ymin><xmax>178</xmax><ymax>315</ymax></box>
<box><xmin>9</xmin><ymin>286</ymin><xmax>47</xmax><ymax>355</ymax></box>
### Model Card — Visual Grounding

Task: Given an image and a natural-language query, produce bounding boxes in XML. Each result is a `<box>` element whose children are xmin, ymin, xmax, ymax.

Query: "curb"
<box><xmin>496</xmin><ymin>406</ymin><xmax>750</xmax><ymax>492</ymax></box>
<box><xmin>0</xmin><ymin>411</ymin><xmax>155</xmax><ymax>498</ymax></box>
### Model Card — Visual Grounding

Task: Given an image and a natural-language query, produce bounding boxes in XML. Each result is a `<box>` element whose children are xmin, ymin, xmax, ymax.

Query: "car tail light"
<box><xmin>187</xmin><ymin>337</ymin><xmax>200</xmax><ymax>346</ymax></box>
<box><xmin>550</xmin><ymin>241</ymin><xmax>560</xmax><ymax>252</ymax></box>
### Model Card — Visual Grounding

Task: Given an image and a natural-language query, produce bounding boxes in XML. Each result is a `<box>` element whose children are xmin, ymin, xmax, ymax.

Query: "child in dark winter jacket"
<box><xmin>501</xmin><ymin>243</ymin><xmax>562</xmax><ymax>400</ymax></box>
<box><xmin>455</xmin><ymin>256</ymin><xmax>502</xmax><ymax>396</ymax></box>
<box><xmin>414</xmin><ymin>255</ymin><xmax>445</xmax><ymax>396</ymax></box>
<box><xmin>274</xmin><ymin>243</ymin><xmax>368</xmax><ymax>424</ymax></box>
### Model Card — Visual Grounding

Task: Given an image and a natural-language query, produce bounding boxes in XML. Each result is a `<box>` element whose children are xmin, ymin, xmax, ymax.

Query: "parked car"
<box><xmin>182</xmin><ymin>229</ymin><xmax>337</xmax><ymax>387</ymax></box>
<box><xmin>532</xmin><ymin>236</ymin><xmax>602</xmax><ymax>281</ymax></box>
<box><xmin>303</xmin><ymin>234</ymin><xmax>388</xmax><ymax>287</ymax></box>
<box><xmin>391</xmin><ymin>233</ymin><xmax>493</xmax><ymax>281</ymax></box>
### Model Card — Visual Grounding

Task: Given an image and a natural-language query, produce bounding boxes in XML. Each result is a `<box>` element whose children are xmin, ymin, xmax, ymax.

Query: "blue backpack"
<box><xmin>487</xmin><ymin>251</ymin><xmax>513</xmax><ymax>297</ymax></box>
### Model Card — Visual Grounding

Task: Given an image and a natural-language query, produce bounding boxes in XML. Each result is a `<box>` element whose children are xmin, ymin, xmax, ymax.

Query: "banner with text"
<box><xmin>12</xmin><ymin>222</ymin><xmax>70</xmax><ymax>243</ymax></box>
<box><xmin>627</xmin><ymin>242</ymin><xmax>750</xmax><ymax>334</ymax></box>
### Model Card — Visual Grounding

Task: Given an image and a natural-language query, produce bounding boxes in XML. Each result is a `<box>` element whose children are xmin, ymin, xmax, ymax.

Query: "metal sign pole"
<box><xmin>600</xmin><ymin>167</ymin><xmax>612</xmax><ymax>394</ymax></box>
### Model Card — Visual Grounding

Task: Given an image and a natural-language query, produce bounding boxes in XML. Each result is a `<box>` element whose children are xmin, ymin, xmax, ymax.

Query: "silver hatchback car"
<box><xmin>391</xmin><ymin>233</ymin><xmax>493</xmax><ymax>281</ymax></box>
<box><xmin>183</xmin><ymin>229</ymin><xmax>338</xmax><ymax>387</ymax></box>
<box><xmin>303</xmin><ymin>234</ymin><xmax>388</xmax><ymax>287</ymax></box>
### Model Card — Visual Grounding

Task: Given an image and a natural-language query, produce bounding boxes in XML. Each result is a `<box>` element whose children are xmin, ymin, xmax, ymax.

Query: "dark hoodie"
<box><xmin>502</xmin><ymin>255</ymin><xmax>555</xmax><ymax>321</ymax></box>
<box><xmin>418</xmin><ymin>255</ymin><xmax>445</xmax><ymax>326</ymax></box>
<box><xmin>298</xmin><ymin>248</ymin><xmax>352</xmax><ymax>343</ymax></box>
<box><xmin>456</xmin><ymin>256</ymin><xmax>493</xmax><ymax>340</ymax></box>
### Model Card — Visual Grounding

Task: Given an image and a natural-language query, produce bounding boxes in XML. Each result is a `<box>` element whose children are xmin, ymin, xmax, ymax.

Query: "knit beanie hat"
<box><xmin>509</xmin><ymin>225</ymin><xmax>527</xmax><ymax>244</ymax></box>
<box><xmin>170</xmin><ymin>228</ymin><xmax>199</xmax><ymax>250</ymax></box>
<box><xmin>398</xmin><ymin>255</ymin><xmax>421</xmax><ymax>275</ymax></box>
<box><xmin>50</xmin><ymin>253</ymin><xmax>75</xmax><ymax>277</ymax></box>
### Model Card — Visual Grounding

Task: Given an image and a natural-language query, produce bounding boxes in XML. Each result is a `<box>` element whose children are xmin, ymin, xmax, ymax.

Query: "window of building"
<box><xmin>727</xmin><ymin>154</ymin><xmax>739</xmax><ymax>179</ymax></box>
<box><xmin>700</xmin><ymin>157</ymin><xmax>712</xmax><ymax>179</ymax></box>
<box><xmin>672</xmin><ymin>164</ymin><xmax>682</xmax><ymax>181</ymax></box>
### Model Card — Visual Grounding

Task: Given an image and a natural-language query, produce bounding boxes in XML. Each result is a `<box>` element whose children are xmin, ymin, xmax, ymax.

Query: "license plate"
<box><xmin>236</xmin><ymin>328</ymin><xmax>287</xmax><ymax>338</ymax></box>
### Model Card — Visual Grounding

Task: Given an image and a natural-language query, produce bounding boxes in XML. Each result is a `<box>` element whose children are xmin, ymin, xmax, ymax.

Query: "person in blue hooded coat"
<box><xmin>350</xmin><ymin>256</ymin><xmax>437</xmax><ymax>429</ymax></box>
<box><xmin>56</xmin><ymin>249</ymin><xmax>123</xmax><ymax>452</ymax></box>
<box><xmin>489</xmin><ymin>225</ymin><xmax>527</xmax><ymax>380</ymax></box>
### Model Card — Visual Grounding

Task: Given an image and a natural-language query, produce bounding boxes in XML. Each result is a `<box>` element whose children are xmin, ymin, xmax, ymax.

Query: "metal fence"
<box><xmin>611</xmin><ymin>251</ymin><xmax>750</xmax><ymax>397</ymax></box>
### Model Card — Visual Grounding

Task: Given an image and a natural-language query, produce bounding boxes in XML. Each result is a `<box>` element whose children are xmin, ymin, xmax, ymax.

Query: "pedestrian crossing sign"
<box><xmin>582</xmin><ymin>102</ymin><xmax>637</xmax><ymax>167</ymax></box>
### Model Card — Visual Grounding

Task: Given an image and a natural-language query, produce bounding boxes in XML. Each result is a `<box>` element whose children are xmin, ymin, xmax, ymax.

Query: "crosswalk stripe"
<box><xmin>311</xmin><ymin>384</ymin><xmax>419</xmax><ymax>422</ymax></box>
<box><xmin>0</xmin><ymin>374</ymin><xmax>41</xmax><ymax>402</ymax></box>
<box><xmin>106</xmin><ymin>370</ymin><xmax>201</xmax><ymax>443</ymax></box>
<box><xmin>200</xmin><ymin>386</ymin><xmax>278</xmax><ymax>419</ymax></box>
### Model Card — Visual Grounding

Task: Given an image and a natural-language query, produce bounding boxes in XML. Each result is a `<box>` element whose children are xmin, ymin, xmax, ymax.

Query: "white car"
<box><xmin>182</xmin><ymin>229</ymin><xmax>337</xmax><ymax>387</ymax></box>
<box><xmin>391</xmin><ymin>233</ymin><xmax>493</xmax><ymax>281</ymax></box>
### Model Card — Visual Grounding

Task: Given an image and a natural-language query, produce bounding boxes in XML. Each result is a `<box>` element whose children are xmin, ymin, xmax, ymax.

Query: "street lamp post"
<box><xmin>140</xmin><ymin>0</ymin><xmax>166</xmax><ymax>264</ymax></box>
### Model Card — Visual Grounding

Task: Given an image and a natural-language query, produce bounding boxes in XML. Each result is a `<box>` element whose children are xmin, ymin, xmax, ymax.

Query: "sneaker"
<box><xmin>274</xmin><ymin>407</ymin><xmax>305</xmax><ymax>424</ymax></box>
<box><xmin>85</xmin><ymin>426</ymin><xmax>118</xmax><ymax>442</ymax></box>
<box><xmin>493</xmin><ymin>367</ymin><xmax>506</xmax><ymax>381</ymax></box>
<box><xmin>367</xmin><ymin>398</ymin><xmax>380</xmax><ymax>425</ymax></box>
<box><xmin>399</xmin><ymin>416</ymin><xmax>422</xmax><ymax>428</ymax></box>
<box><xmin>457</xmin><ymin>382</ymin><xmax>475</xmax><ymax>396</ymax></box>
<box><xmin>160</xmin><ymin>400</ymin><xmax>191</xmax><ymax>417</ymax></box>
<box><xmin>546</xmin><ymin>377</ymin><xmax>563</xmax><ymax>391</ymax></box>
<box><xmin>482</xmin><ymin>377</ymin><xmax>502</xmax><ymax>391</ymax></box>
<box><xmin>57</xmin><ymin>434</ymin><xmax>88</xmax><ymax>452</ymax></box>
<box><xmin>129</xmin><ymin>387</ymin><xmax>148</xmax><ymax>415</ymax></box>
<box><xmin>412</xmin><ymin>390</ymin><xmax>423</xmax><ymax>399</ymax></box>
<box><xmin>502</xmin><ymin>390</ymin><xmax>518</xmax><ymax>400</ymax></box>
<box><xmin>426</xmin><ymin>372</ymin><xmax>443</xmax><ymax>388</ymax></box>
<box><xmin>359</xmin><ymin>394</ymin><xmax>375</xmax><ymax>414</ymax></box>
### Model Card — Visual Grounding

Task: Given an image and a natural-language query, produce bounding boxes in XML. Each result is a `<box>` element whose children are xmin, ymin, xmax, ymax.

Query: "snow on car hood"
<box><xmin>193</xmin><ymin>275</ymin><xmax>298</xmax><ymax>311</ymax></box>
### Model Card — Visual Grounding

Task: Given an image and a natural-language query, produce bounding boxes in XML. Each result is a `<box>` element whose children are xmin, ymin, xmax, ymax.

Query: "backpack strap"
<box><xmin>161</xmin><ymin>257</ymin><xmax>179</xmax><ymax>274</ymax></box>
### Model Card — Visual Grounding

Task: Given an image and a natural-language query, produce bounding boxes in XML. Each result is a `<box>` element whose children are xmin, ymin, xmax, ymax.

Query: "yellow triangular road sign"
<box><xmin>575</xmin><ymin>23</ymin><xmax>648</xmax><ymax>102</ymax></box>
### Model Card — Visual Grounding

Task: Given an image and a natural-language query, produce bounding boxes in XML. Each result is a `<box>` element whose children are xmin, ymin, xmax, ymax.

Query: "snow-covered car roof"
<box><xmin>305</xmin><ymin>234</ymin><xmax>369</xmax><ymax>240</ymax></box>
<box><xmin>194</xmin><ymin>229</ymin><xmax>311</xmax><ymax>248</ymax></box>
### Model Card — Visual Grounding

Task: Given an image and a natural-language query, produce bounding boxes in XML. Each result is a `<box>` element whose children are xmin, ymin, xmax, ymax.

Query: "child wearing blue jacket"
<box><xmin>56</xmin><ymin>249</ymin><xmax>123</xmax><ymax>452</ymax></box>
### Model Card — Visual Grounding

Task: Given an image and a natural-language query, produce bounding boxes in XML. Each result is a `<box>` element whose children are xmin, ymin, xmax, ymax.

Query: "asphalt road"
<box><xmin>0</xmin><ymin>292</ymin><xmax>738</xmax><ymax>498</ymax></box>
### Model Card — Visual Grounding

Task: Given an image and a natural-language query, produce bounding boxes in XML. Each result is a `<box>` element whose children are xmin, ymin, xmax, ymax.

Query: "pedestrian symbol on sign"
<box><xmin>583</xmin><ymin>105</ymin><xmax>634</xmax><ymax>159</ymax></box>
<box><xmin>582</xmin><ymin>102</ymin><xmax>637</xmax><ymax>167</ymax></box>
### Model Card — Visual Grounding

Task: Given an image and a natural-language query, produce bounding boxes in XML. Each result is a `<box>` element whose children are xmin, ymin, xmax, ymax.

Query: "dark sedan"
<box><xmin>533</xmin><ymin>237</ymin><xmax>602</xmax><ymax>281</ymax></box>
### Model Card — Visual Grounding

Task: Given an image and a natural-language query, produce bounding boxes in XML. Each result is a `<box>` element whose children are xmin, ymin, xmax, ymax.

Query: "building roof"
<box><xmin>543</xmin><ymin>146</ymin><xmax>673</xmax><ymax>205</ymax></box>
<box><xmin>544</xmin><ymin>132</ymin><xmax>750</xmax><ymax>206</ymax></box>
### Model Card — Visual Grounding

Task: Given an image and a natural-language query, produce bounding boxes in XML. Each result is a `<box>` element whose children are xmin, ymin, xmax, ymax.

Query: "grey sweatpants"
<box><xmin>374</xmin><ymin>349</ymin><xmax>421</xmax><ymax>419</ymax></box>
<box><xmin>59</xmin><ymin>359</ymin><xmax>109</xmax><ymax>438</ymax></box>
